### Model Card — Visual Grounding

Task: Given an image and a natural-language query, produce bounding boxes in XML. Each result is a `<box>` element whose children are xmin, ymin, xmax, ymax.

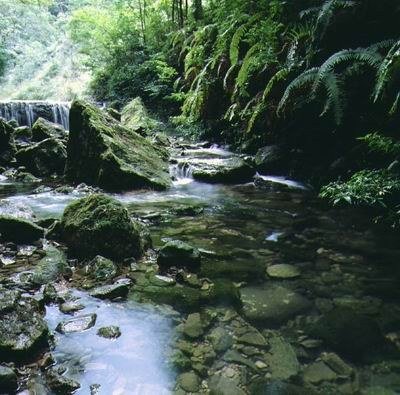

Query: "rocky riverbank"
<box><xmin>1</xmin><ymin>100</ymin><xmax>400</xmax><ymax>394</ymax></box>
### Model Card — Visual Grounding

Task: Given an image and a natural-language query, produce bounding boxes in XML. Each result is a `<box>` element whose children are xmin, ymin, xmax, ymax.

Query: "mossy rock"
<box><xmin>0</xmin><ymin>118</ymin><xmax>15</xmax><ymax>165</ymax></box>
<box><xmin>66</xmin><ymin>100</ymin><xmax>171</xmax><ymax>191</ymax></box>
<box><xmin>15</xmin><ymin>138</ymin><xmax>67</xmax><ymax>176</ymax></box>
<box><xmin>158</xmin><ymin>240</ymin><xmax>201</xmax><ymax>271</ymax></box>
<box><xmin>61</xmin><ymin>194</ymin><xmax>145</xmax><ymax>260</ymax></box>
<box><xmin>0</xmin><ymin>215</ymin><xmax>44</xmax><ymax>243</ymax></box>
<box><xmin>121</xmin><ymin>97</ymin><xmax>159</xmax><ymax>136</ymax></box>
<box><xmin>32</xmin><ymin>117</ymin><xmax>66</xmax><ymax>142</ymax></box>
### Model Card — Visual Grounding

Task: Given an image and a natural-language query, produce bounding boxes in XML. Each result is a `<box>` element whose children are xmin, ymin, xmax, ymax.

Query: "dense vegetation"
<box><xmin>1</xmin><ymin>0</ymin><xmax>400</xmax><ymax>227</ymax></box>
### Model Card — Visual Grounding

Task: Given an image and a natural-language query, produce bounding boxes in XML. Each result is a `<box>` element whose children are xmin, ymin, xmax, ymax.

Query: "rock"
<box><xmin>223</xmin><ymin>350</ymin><xmax>257</xmax><ymax>371</ymax></box>
<box><xmin>183</xmin><ymin>313</ymin><xmax>204</xmax><ymax>339</ymax></box>
<box><xmin>46</xmin><ymin>368</ymin><xmax>80</xmax><ymax>393</ymax></box>
<box><xmin>307</xmin><ymin>307</ymin><xmax>397</xmax><ymax>363</ymax></box>
<box><xmin>0</xmin><ymin>118</ymin><xmax>15</xmax><ymax>165</ymax></box>
<box><xmin>65</xmin><ymin>100</ymin><xmax>171</xmax><ymax>191</ymax></box>
<box><xmin>0</xmin><ymin>296</ymin><xmax>49</xmax><ymax>362</ymax></box>
<box><xmin>43</xmin><ymin>284</ymin><xmax>58</xmax><ymax>304</ymax></box>
<box><xmin>158</xmin><ymin>240</ymin><xmax>201</xmax><ymax>270</ymax></box>
<box><xmin>90</xmin><ymin>280</ymin><xmax>130</xmax><ymax>300</ymax></box>
<box><xmin>178</xmin><ymin>372</ymin><xmax>200</xmax><ymax>393</ymax></box>
<box><xmin>303</xmin><ymin>361</ymin><xmax>337</xmax><ymax>384</ymax></box>
<box><xmin>97</xmin><ymin>326</ymin><xmax>121</xmax><ymax>339</ymax></box>
<box><xmin>31</xmin><ymin>246</ymin><xmax>68</xmax><ymax>286</ymax></box>
<box><xmin>237</xmin><ymin>331</ymin><xmax>268</xmax><ymax>347</ymax></box>
<box><xmin>61</xmin><ymin>194</ymin><xmax>145</xmax><ymax>260</ymax></box>
<box><xmin>266</xmin><ymin>264</ymin><xmax>301</xmax><ymax>279</ymax></box>
<box><xmin>121</xmin><ymin>97</ymin><xmax>158</xmax><ymax>136</ymax></box>
<box><xmin>264</xmin><ymin>334</ymin><xmax>300</xmax><ymax>380</ymax></box>
<box><xmin>13</xmin><ymin>126</ymin><xmax>32</xmax><ymax>141</ymax></box>
<box><xmin>0</xmin><ymin>365</ymin><xmax>18</xmax><ymax>393</ymax></box>
<box><xmin>86</xmin><ymin>255</ymin><xmax>117</xmax><ymax>281</ymax></box>
<box><xmin>191</xmin><ymin>156</ymin><xmax>254</xmax><ymax>184</ymax></box>
<box><xmin>0</xmin><ymin>215</ymin><xmax>44</xmax><ymax>243</ymax></box>
<box><xmin>60</xmin><ymin>300</ymin><xmax>85</xmax><ymax>314</ymax></box>
<box><xmin>209</xmin><ymin>375</ymin><xmax>246</xmax><ymax>395</ymax></box>
<box><xmin>254</xmin><ymin>145</ymin><xmax>285</xmax><ymax>173</ymax></box>
<box><xmin>321</xmin><ymin>352</ymin><xmax>353</xmax><ymax>377</ymax></box>
<box><xmin>32</xmin><ymin>117</ymin><xmax>67</xmax><ymax>142</ymax></box>
<box><xmin>240</xmin><ymin>285</ymin><xmax>311</xmax><ymax>324</ymax></box>
<box><xmin>107</xmin><ymin>108</ymin><xmax>121</xmax><ymax>121</ymax></box>
<box><xmin>209</xmin><ymin>327</ymin><xmax>233</xmax><ymax>353</ymax></box>
<box><xmin>15</xmin><ymin>138</ymin><xmax>67</xmax><ymax>176</ymax></box>
<box><xmin>56</xmin><ymin>313</ymin><xmax>97</xmax><ymax>333</ymax></box>
<box><xmin>249</xmin><ymin>380</ymin><xmax>316</xmax><ymax>395</ymax></box>
<box><xmin>0</xmin><ymin>290</ymin><xmax>20</xmax><ymax>313</ymax></box>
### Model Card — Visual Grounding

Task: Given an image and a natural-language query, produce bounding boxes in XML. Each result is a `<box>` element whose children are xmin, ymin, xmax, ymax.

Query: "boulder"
<box><xmin>86</xmin><ymin>255</ymin><xmax>117</xmax><ymax>281</ymax></box>
<box><xmin>307</xmin><ymin>307</ymin><xmax>398</xmax><ymax>362</ymax></box>
<box><xmin>97</xmin><ymin>326</ymin><xmax>121</xmax><ymax>339</ymax></box>
<box><xmin>0</xmin><ymin>365</ymin><xmax>18</xmax><ymax>393</ymax></box>
<box><xmin>15</xmin><ymin>138</ymin><xmax>67</xmax><ymax>176</ymax></box>
<box><xmin>158</xmin><ymin>240</ymin><xmax>201</xmax><ymax>270</ymax></box>
<box><xmin>65</xmin><ymin>100</ymin><xmax>171</xmax><ymax>191</ymax></box>
<box><xmin>254</xmin><ymin>145</ymin><xmax>285</xmax><ymax>173</ymax></box>
<box><xmin>0</xmin><ymin>118</ymin><xmax>15</xmax><ymax>165</ymax></box>
<box><xmin>32</xmin><ymin>117</ymin><xmax>67</xmax><ymax>142</ymax></box>
<box><xmin>183</xmin><ymin>313</ymin><xmax>205</xmax><ymax>339</ymax></box>
<box><xmin>60</xmin><ymin>194</ymin><xmax>145</xmax><ymax>260</ymax></box>
<box><xmin>46</xmin><ymin>368</ymin><xmax>80</xmax><ymax>393</ymax></box>
<box><xmin>0</xmin><ymin>215</ymin><xmax>44</xmax><ymax>243</ymax></box>
<box><xmin>0</xmin><ymin>294</ymin><xmax>49</xmax><ymax>362</ymax></box>
<box><xmin>121</xmin><ymin>97</ymin><xmax>158</xmax><ymax>136</ymax></box>
<box><xmin>56</xmin><ymin>314</ymin><xmax>97</xmax><ymax>334</ymax></box>
<box><xmin>89</xmin><ymin>280</ymin><xmax>131</xmax><ymax>300</ymax></box>
<box><xmin>190</xmin><ymin>156</ymin><xmax>254</xmax><ymax>184</ymax></box>
<box><xmin>240</xmin><ymin>285</ymin><xmax>311</xmax><ymax>325</ymax></box>
<box><xmin>13</xmin><ymin>126</ymin><xmax>32</xmax><ymax>141</ymax></box>
<box><xmin>178</xmin><ymin>372</ymin><xmax>200</xmax><ymax>393</ymax></box>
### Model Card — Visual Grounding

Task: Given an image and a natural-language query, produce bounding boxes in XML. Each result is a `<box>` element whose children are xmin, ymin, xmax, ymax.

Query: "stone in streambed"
<box><xmin>61</xmin><ymin>194</ymin><xmax>145</xmax><ymax>260</ymax></box>
<box><xmin>90</xmin><ymin>279</ymin><xmax>131</xmax><ymax>300</ymax></box>
<box><xmin>209</xmin><ymin>375</ymin><xmax>246</xmax><ymax>395</ymax></box>
<box><xmin>158</xmin><ymin>240</ymin><xmax>201</xmax><ymax>270</ymax></box>
<box><xmin>208</xmin><ymin>327</ymin><xmax>233</xmax><ymax>353</ymax></box>
<box><xmin>177</xmin><ymin>371</ymin><xmax>200</xmax><ymax>393</ymax></box>
<box><xmin>46</xmin><ymin>367</ymin><xmax>80</xmax><ymax>393</ymax></box>
<box><xmin>32</xmin><ymin>117</ymin><xmax>67</xmax><ymax>142</ymax></box>
<box><xmin>56</xmin><ymin>314</ymin><xmax>97</xmax><ymax>333</ymax></box>
<box><xmin>60</xmin><ymin>300</ymin><xmax>85</xmax><ymax>314</ymax></box>
<box><xmin>121</xmin><ymin>97</ymin><xmax>158</xmax><ymax>136</ymax></box>
<box><xmin>183</xmin><ymin>313</ymin><xmax>204</xmax><ymax>339</ymax></box>
<box><xmin>267</xmin><ymin>264</ymin><xmax>301</xmax><ymax>279</ymax></box>
<box><xmin>0</xmin><ymin>215</ymin><xmax>44</xmax><ymax>243</ymax></box>
<box><xmin>97</xmin><ymin>326</ymin><xmax>121</xmax><ymax>339</ymax></box>
<box><xmin>303</xmin><ymin>361</ymin><xmax>337</xmax><ymax>384</ymax></box>
<box><xmin>0</xmin><ymin>365</ymin><xmax>18</xmax><ymax>393</ymax></box>
<box><xmin>240</xmin><ymin>285</ymin><xmax>311</xmax><ymax>324</ymax></box>
<box><xmin>15</xmin><ymin>138</ymin><xmax>67</xmax><ymax>176</ymax></box>
<box><xmin>86</xmin><ymin>255</ymin><xmax>117</xmax><ymax>281</ymax></box>
<box><xmin>65</xmin><ymin>99</ymin><xmax>171</xmax><ymax>191</ymax></box>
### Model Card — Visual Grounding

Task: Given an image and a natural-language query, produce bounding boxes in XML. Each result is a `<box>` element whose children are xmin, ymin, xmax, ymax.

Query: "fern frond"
<box><xmin>277</xmin><ymin>67</ymin><xmax>319</xmax><ymax>115</ymax></box>
<box><xmin>320</xmin><ymin>72</ymin><xmax>344</xmax><ymax>125</ymax></box>
<box><xmin>229</xmin><ymin>23</ymin><xmax>248</xmax><ymax>66</ymax></box>
<box><xmin>262</xmin><ymin>68</ymin><xmax>291</xmax><ymax>102</ymax></box>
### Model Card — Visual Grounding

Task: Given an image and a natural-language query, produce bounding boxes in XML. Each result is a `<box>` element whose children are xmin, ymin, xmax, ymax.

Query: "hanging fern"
<box><xmin>229</xmin><ymin>23</ymin><xmax>248</xmax><ymax>66</ymax></box>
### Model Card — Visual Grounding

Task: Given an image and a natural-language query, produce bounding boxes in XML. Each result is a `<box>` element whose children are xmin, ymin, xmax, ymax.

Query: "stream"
<box><xmin>1</xmin><ymin>142</ymin><xmax>400</xmax><ymax>394</ymax></box>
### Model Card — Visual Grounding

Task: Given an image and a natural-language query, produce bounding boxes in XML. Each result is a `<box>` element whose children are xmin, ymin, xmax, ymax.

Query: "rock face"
<box><xmin>121</xmin><ymin>97</ymin><xmax>158</xmax><ymax>136</ymax></box>
<box><xmin>0</xmin><ymin>118</ymin><xmax>15</xmax><ymax>165</ymax></box>
<box><xmin>15</xmin><ymin>138</ymin><xmax>67</xmax><ymax>176</ymax></box>
<box><xmin>240</xmin><ymin>285</ymin><xmax>311</xmax><ymax>324</ymax></box>
<box><xmin>158</xmin><ymin>240</ymin><xmax>201</xmax><ymax>270</ymax></box>
<box><xmin>61</xmin><ymin>194</ymin><xmax>144</xmax><ymax>260</ymax></box>
<box><xmin>65</xmin><ymin>100</ymin><xmax>171</xmax><ymax>191</ymax></box>
<box><xmin>0</xmin><ymin>215</ymin><xmax>44</xmax><ymax>243</ymax></box>
<box><xmin>0</xmin><ymin>292</ymin><xmax>49</xmax><ymax>362</ymax></box>
<box><xmin>32</xmin><ymin>117</ymin><xmax>67</xmax><ymax>142</ymax></box>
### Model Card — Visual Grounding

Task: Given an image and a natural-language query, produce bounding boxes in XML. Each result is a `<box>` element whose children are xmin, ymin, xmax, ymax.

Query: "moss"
<box><xmin>0</xmin><ymin>118</ymin><xmax>15</xmax><ymax>165</ymax></box>
<box><xmin>31</xmin><ymin>117</ymin><xmax>66</xmax><ymax>142</ymax></box>
<box><xmin>121</xmin><ymin>97</ymin><xmax>158</xmax><ymax>136</ymax></box>
<box><xmin>61</xmin><ymin>194</ymin><xmax>144</xmax><ymax>260</ymax></box>
<box><xmin>66</xmin><ymin>100</ymin><xmax>171</xmax><ymax>191</ymax></box>
<box><xmin>0</xmin><ymin>216</ymin><xmax>44</xmax><ymax>243</ymax></box>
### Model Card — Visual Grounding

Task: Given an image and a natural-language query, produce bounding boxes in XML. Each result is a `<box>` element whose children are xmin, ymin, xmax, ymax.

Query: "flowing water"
<box><xmin>2</xmin><ymin>144</ymin><xmax>400</xmax><ymax>393</ymax></box>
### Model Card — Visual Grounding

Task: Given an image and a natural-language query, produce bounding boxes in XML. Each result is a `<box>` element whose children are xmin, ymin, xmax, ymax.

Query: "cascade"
<box><xmin>0</xmin><ymin>100</ymin><xmax>70</xmax><ymax>130</ymax></box>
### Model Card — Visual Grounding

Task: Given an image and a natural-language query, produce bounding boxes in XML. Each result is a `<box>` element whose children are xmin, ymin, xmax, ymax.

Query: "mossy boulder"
<box><xmin>0</xmin><ymin>215</ymin><xmax>44</xmax><ymax>243</ymax></box>
<box><xmin>254</xmin><ymin>145</ymin><xmax>286</xmax><ymax>174</ymax></box>
<box><xmin>121</xmin><ymin>97</ymin><xmax>158</xmax><ymax>136</ymax></box>
<box><xmin>13</xmin><ymin>126</ymin><xmax>32</xmax><ymax>141</ymax></box>
<box><xmin>15</xmin><ymin>138</ymin><xmax>67</xmax><ymax>176</ymax></box>
<box><xmin>0</xmin><ymin>118</ymin><xmax>15</xmax><ymax>165</ymax></box>
<box><xmin>66</xmin><ymin>100</ymin><xmax>171</xmax><ymax>191</ymax></box>
<box><xmin>60</xmin><ymin>194</ymin><xmax>145</xmax><ymax>260</ymax></box>
<box><xmin>158</xmin><ymin>240</ymin><xmax>201</xmax><ymax>271</ymax></box>
<box><xmin>32</xmin><ymin>117</ymin><xmax>67</xmax><ymax>142</ymax></box>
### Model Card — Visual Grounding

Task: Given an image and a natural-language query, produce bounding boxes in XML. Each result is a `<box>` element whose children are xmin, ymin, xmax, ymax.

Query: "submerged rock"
<box><xmin>240</xmin><ymin>285</ymin><xmax>311</xmax><ymax>324</ymax></box>
<box><xmin>56</xmin><ymin>313</ymin><xmax>97</xmax><ymax>333</ymax></box>
<box><xmin>97</xmin><ymin>326</ymin><xmax>121</xmax><ymax>339</ymax></box>
<box><xmin>0</xmin><ymin>215</ymin><xmax>44</xmax><ymax>243</ymax></box>
<box><xmin>65</xmin><ymin>100</ymin><xmax>171</xmax><ymax>191</ymax></box>
<box><xmin>61</xmin><ymin>194</ymin><xmax>145</xmax><ymax>260</ymax></box>
<box><xmin>121</xmin><ymin>97</ymin><xmax>158</xmax><ymax>136</ymax></box>
<box><xmin>177</xmin><ymin>371</ymin><xmax>200</xmax><ymax>393</ymax></box>
<box><xmin>266</xmin><ymin>264</ymin><xmax>301</xmax><ymax>279</ymax></box>
<box><xmin>158</xmin><ymin>240</ymin><xmax>201</xmax><ymax>271</ymax></box>
<box><xmin>32</xmin><ymin>117</ymin><xmax>67</xmax><ymax>142</ymax></box>
<box><xmin>15</xmin><ymin>137</ymin><xmax>67</xmax><ymax>176</ymax></box>
<box><xmin>0</xmin><ymin>295</ymin><xmax>49</xmax><ymax>362</ymax></box>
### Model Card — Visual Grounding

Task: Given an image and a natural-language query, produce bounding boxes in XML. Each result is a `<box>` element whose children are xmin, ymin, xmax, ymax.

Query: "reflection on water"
<box><xmin>45</xmin><ymin>291</ymin><xmax>174</xmax><ymax>395</ymax></box>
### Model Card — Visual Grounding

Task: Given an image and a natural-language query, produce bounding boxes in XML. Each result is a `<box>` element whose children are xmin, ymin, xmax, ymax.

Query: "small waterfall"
<box><xmin>0</xmin><ymin>100</ymin><xmax>70</xmax><ymax>130</ymax></box>
<box><xmin>170</xmin><ymin>161</ymin><xmax>194</xmax><ymax>185</ymax></box>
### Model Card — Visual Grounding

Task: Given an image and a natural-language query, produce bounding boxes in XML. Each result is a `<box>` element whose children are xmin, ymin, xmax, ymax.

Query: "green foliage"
<box><xmin>358</xmin><ymin>133</ymin><xmax>400</xmax><ymax>157</ymax></box>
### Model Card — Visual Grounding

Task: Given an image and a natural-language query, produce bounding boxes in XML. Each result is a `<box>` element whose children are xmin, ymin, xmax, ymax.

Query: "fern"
<box><xmin>229</xmin><ymin>23</ymin><xmax>248</xmax><ymax>66</ymax></box>
<box><xmin>321</xmin><ymin>72</ymin><xmax>344</xmax><ymax>124</ymax></box>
